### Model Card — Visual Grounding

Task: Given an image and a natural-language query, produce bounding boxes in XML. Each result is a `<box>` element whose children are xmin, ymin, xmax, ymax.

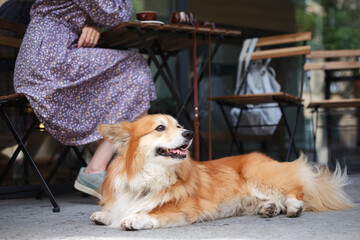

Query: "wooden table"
<box><xmin>99</xmin><ymin>21</ymin><xmax>241</xmax><ymax>52</ymax></box>
<box><xmin>99</xmin><ymin>21</ymin><xmax>242</xmax><ymax>160</ymax></box>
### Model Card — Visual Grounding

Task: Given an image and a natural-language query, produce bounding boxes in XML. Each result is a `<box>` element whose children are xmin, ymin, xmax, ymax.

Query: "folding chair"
<box><xmin>305</xmin><ymin>49</ymin><xmax>360</xmax><ymax>165</ymax></box>
<box><xmin>0</xmin><ymin>20</ymin><xmax>87</xmax><ymax>212</ymax></box>
<box><xmin>210</xmin><ymin>32</ymin><xmax>312</xmax><ymax>161</ymax></box>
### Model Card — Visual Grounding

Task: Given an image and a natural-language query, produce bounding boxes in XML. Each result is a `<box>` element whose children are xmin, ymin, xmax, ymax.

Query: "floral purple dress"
<box><xmin>14</xmin><ymin>0</ymin><xmax>157</xmax><ymax>145</ymax></box>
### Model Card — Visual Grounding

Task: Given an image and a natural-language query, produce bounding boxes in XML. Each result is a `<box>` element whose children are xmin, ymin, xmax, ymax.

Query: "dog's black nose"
<box><xmin>182</xmin><ymin>130</ymin><xmax>193</xmax><ymax>140</ymax></box>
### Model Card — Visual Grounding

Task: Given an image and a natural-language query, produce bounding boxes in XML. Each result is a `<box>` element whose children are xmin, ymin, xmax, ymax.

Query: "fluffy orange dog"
<box><xmin>91</xmin><ymin>114</ymin><xmax>354</xmax><ymax>230</ymax></box>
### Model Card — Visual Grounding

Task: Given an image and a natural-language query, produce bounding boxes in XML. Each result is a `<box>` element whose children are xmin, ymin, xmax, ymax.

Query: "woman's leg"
<box><xmin>74</xmin><ymin>140</ymin><xmax>112</xmax><ymax>199</ymax></box>
<box><xmin>75</xmin><ymin>112</ymin><xmax>148</xmax><ymax>199</ymax></box>
<box><xmin>74</xmin><ymin>139</ymin><xmax>112</xmax><ymax>199</ymax></box>
<box><xmin>84</xmin><ymin>139</ymin><xmax>114</xmax><ymax>174</ymax></box>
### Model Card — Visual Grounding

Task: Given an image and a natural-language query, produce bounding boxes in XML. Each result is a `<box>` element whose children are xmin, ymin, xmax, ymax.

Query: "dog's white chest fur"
<box><xmin>106</xmin><ymin>163</ymin><xmax>176</xmax><ymax>228</ymax></box>
<box><xmin>128</xmin><ymin>162</ymin><xmax>177</xmax><ymax>193</ymax></box>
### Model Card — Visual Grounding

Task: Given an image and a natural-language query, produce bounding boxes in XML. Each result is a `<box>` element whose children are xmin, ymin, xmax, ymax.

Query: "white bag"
<box><xmin>230</xmin><ymin>38</ymin><xmax>282</xmax><ymax>135</ymax></box>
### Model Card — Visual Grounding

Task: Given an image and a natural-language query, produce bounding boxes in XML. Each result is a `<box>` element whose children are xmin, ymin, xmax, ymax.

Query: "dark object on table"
<box><xmin>170</xmin><ymin>11</ymin><xmax>196</xmax><ymax>25</ymax></box>
<box><xmin>136</xmin><ymin>11</ymin><xmax>157</xmax><ymax>21</ymax></box>
<box><xmin>198</xmin><ymin>20</ymin><xmax>216</xmax><ymax>29</ymax></box>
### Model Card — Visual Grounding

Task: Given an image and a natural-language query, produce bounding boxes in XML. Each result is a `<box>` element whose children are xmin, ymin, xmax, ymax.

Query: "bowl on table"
<box><xmin>136</xmin><ymin>11</ymin><xmax>157</xmax><ymax>21</ymax></box>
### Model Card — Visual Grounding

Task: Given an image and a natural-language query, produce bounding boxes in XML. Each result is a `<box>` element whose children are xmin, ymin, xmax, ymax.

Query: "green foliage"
<box><xmin>296</xmin><ymin>0</ymin><xmax>360</xmax><ymax>50</ymax></box>
<box><xmin>295</xmin><ymin>6</ymin><xmax>317</xmax><ymax>33</ymax></box>
<box><xmin>322</xmin><ymin>0</ymin><xmax>360</xmax><ymax>49</ymax></box>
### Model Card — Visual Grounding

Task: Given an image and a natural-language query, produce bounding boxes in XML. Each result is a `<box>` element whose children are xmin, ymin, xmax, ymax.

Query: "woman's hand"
<box><xmin>77</xmin><ymin>26</ymin><xmax>100</xmax><ymax>48</ymax></box>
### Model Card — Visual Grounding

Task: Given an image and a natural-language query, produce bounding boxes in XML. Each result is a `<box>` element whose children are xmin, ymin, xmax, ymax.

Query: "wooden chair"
<box><xmin>305</xmin><ymin>49</ymin><xmax>360</xmax><ymax>164</ymax></box>
<box><xmin>210</xmin><ymin>32</ymin><xmax>312</xmax><ymax>161</ymax></box>
<box><xmin>0</xmin><ymin>19</ymin><xmax>26</xmax><ymax>48</ymax></box>
<box><xmin>0</xmin><ymin>20</ymin><xmax>87</xmax><ymax>212</ymax></box>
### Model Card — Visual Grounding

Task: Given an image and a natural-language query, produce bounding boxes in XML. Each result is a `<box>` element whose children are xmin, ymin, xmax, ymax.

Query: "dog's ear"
<box><xmin>99</xmin><ymin>122</ymin><xmax>131</xmax><ymax>149</ymax></box>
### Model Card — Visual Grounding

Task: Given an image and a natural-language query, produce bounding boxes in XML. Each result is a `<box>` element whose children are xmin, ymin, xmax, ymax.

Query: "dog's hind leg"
<box><xmin>258</xmin><ymin>200</ymin><xmax>283</xmax><ymax>218</ymax></box>
<box><xmin>252</xmin><ymin>188</ymin><xmax>284</xmax><ymax>218</ymax></box>
<box><xmin>285</xmin><ymin>187</ymin><xmax>305</xmax><ymax>217</ymax></box>
<box><xmin>255</xmin><ymin>198</ymin><xmax>284</xmax><ymax>218</ymax></box>
<box><xmin>285</xmin><ymin>196</ymin><xmax>304</xmax><ymax>217</ymax></box>
<box><xmin>90</xmin><ymin>211</ymin><xmax>110</xmax><ymax>225</ymax></box>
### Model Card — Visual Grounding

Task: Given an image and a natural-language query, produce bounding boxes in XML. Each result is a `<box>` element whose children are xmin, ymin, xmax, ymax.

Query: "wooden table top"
<box><xmin>98</xmin><ymin>21</ymin><xmax>242</xmax><ymax>53</ymax></box>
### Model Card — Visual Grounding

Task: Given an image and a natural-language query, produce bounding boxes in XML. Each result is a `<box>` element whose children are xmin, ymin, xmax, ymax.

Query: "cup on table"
<box><xmin>136</xmin><ymin>11</ymin><xmax>157</xmax><ymax>21</ymax></box>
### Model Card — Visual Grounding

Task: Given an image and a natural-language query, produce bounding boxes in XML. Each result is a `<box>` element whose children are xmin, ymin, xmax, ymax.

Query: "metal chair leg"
<box><xmin>35</xmin><ymin>146</ymin><xmax>71</xmax><ymax>198</ymax></box>
<box><xmin>0</xmin><ymin>116</ymin><xmax>37</xmax><ymax>184</ymax></box>
<box><xmin>279</xmin><ymin>105</ymin><xmax>298</xmax><ymax>156</ymax></box>
<box><xmin>311</xmin><ymin>108</ymin><xmax>319</xmax><ymax>162</ymax></box>
<box><xmin>218</xmin><ymin>104</ymin><xmax>243</xmax><ymax>155</ymax></box>
<box><xmin>229</xmin><ymin>107</ymin><xmax>245</xmax><ymax>155</ymax></box>
<box><xmin>71</xmin><ymin>146</ymin><xmax>88</xmax><ymax>167</ymax></box>
<box><xmin>36</xmin><ymin>145</ymin><xmax>88</xmax><ymax>198</ymax></box>
<box><xmin>0</xmin><ymin>104</ymin><xmax>60</xmax><ymax>212</ymax></box>
<box><xmin>285</xmin><ymin>104</ymin><xmax>303</xmax><ymax>162</ymax></box>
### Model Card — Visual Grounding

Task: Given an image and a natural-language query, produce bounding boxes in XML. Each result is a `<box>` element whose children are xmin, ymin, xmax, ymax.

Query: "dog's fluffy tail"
<box><xmin>295</xmin><ymin>154</ymin><xmax>355</xmax><ymax>212</ymax></box>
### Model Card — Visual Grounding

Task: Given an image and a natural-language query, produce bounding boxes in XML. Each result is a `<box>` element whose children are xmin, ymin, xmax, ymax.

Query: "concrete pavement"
<box><xmin>1</xmin><ymin>173</ymin><xmax>359</xmax><ymax>240</ymax></box>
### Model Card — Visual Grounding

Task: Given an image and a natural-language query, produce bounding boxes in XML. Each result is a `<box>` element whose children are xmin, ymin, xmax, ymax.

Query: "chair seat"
<box><xmin>210</xmin><ymin>92</ymin><xmax>303</xmax><ymax>107</ymax></box>
<box><xmin>307</xmin><ymin>98</ymin><xmax>360</xmax><ymax>109</ymax></box>
<box><xmin>0</xmin><ymin>93</ymin><xmax>29</xmax><ymax>109</ymax></box>
<box><xmin>0</xmin><ymin>93</ymin><xmax>26</xmax><ymax>102</ymax></box>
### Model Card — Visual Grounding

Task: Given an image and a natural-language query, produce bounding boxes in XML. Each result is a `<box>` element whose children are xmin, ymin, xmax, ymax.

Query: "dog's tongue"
<box><xmin>169</xmin><ymin>148</ymin><xmax>187</xmax><ymax>155</ymax></box>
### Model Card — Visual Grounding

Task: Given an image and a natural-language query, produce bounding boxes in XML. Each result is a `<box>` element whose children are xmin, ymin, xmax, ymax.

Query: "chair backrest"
<box><xmin>246</xmin><ymin>32</ymin><xmax>312</xmax><ymax>60</ymax></box>
<box><xmin>305</xmin><ymin>49</ymin><xmax>360</xmax><ymax>102</ymax></box>
<box><xmin>0</xmin><ymin>19</ymin><xmax>27</xmax><ymax>48</ymax></box>
<box><xmin>241</xmin><ymin>32</ymin><xmax>312</xmax><ymax>99</ymax></box>
<box><xmin>304</xmin><ymin>50</ymin><xmax>360</xmax><ymax>71</ymax></box>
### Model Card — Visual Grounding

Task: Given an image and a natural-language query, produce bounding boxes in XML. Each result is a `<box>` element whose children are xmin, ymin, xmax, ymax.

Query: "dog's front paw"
<box><xmin>285</xmin><ymin>198</ymin><xmax>304</xmax><ymax>217</ymax></box>
<box><xmin>121</xmin><ymin>214</ymin><xmax>158</xmax><ymax>231</ymax></box>
<box><xmin>259</xmin><ymin>201</ymin><xmax>282</xmax><ymax>218</ymax></box>
<box><xmin>90</xmin><ymin>211</ymin><xmax>108</xmax><ymax>225</ymax></box>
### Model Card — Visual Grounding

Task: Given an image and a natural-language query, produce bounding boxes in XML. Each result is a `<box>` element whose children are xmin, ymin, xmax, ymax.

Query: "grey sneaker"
<box><xmin>74</xmin><ymin>167</ymin><xmax>105</xmax><ymax>200</ymax></box>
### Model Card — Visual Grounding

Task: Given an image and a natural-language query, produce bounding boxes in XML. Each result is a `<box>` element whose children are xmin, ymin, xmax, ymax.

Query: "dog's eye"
<box><xmin>155</xmin><ymin>125</ymin><xmax>166</xmax><ymax>132</ymax></box>
<box><xmin>177</xmin><ymin>125</ymin><xmax>181</xmax><ymax>128</ymax></box>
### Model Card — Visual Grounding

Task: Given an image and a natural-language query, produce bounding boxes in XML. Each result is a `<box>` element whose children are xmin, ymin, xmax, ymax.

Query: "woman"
<box><xmin>14</xmin><ymin>0</ymin><xmax>157</xmax><ymax>199</ymax></box>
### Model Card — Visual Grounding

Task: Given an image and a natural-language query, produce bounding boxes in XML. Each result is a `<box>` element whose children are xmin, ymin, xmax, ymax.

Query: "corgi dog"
<box><xmin>90</xmin><ymin>114</ymin><xmax>354</xmax><ymax>230</ymax></box>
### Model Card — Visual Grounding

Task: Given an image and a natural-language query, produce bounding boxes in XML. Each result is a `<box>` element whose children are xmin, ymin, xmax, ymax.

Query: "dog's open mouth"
<box><xmin>156</xmin><ymin>144</ymin><xmax>189</xmax><ymax>159</ymax></box>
